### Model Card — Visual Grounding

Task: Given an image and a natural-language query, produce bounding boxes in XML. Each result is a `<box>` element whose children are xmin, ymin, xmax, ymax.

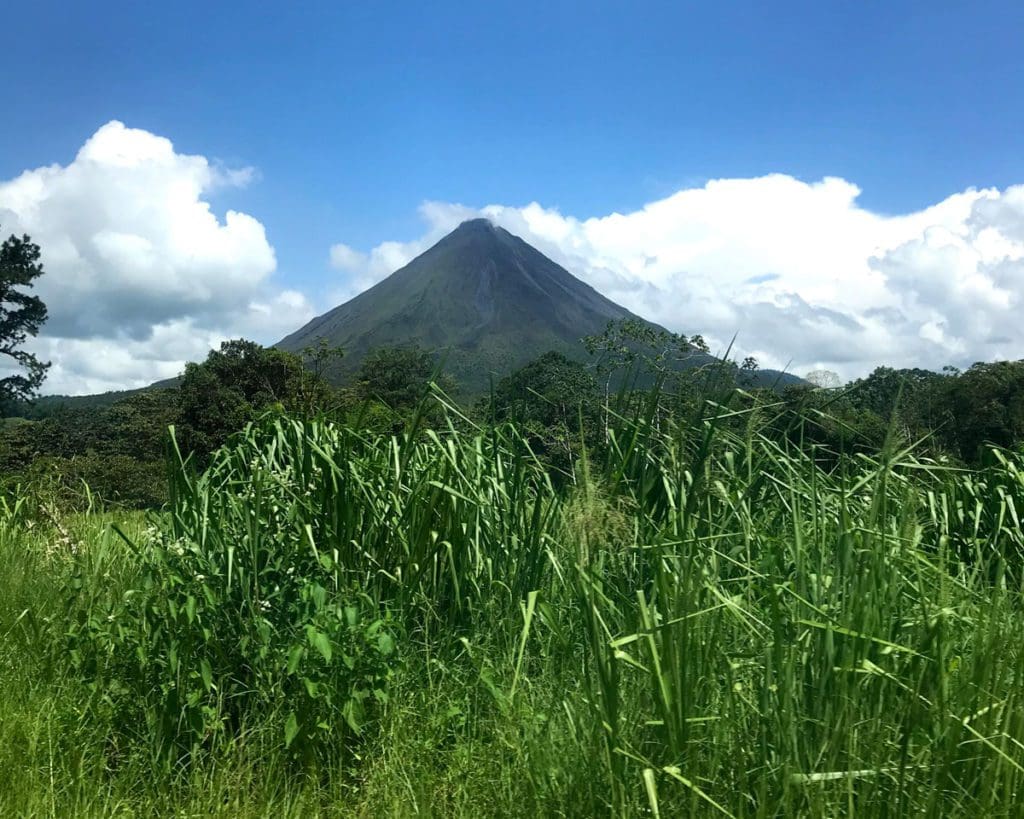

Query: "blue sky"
<box><xmin>2</xmin><ymin>1</ymin><xmax>1024</xmax><ymax>391</ymax></box>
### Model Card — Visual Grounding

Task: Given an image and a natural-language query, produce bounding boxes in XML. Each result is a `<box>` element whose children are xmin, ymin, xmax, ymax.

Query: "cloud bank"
<box><xmin>3</xmin><ymin>120</ymin><xmax>1021</xmax><ymax>395</ymax></box>
<box><xmin>0</xmin><ymin>121</ymin><xmax>314</xmax><ymax>394</ymax></box>
<box><xmin>331</xmin><ymin>180</ymin><xmax>1024</xmax><ymax>381</ymax></box>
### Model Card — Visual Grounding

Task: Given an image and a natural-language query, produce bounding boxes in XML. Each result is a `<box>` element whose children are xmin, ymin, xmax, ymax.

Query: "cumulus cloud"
<box><xmin>21</xmin><ymin>288</ymin><xmax>315</xmax><ymax>395</ymax></box>
<box><xmin>8</xmin><ymin>121</ymin><xmax>1022</xmax><ymax>394</ymax></box>
<box><xmin>0</xmin><ymin>121</ymin><xmax>314</xmax><ymax>394</ymax></box>
<box><xmin>329</xmin><ymin>178</ymin><xmax>1024</xmax><ymax>380</ymax></box>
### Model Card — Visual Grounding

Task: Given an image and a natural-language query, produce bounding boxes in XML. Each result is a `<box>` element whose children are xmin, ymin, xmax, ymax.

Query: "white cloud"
<box><xmin>328</xmin><ymin>242</ymin><xmax>367</xmax><ymax>274</ymax></box>
<box><xmin>330</xmin><ymin>178</ymin><xmax>1024</xmax><ymax>380</ymax></box>
<box><xmin>7</xmin><ymin>122</ymin><xmax>1023</xmax><ymax>395</ymax></box>
<box><xmin>20</xmin><ymin>289</ymin><xmax>316</xmax><ymax>395</ymax></box>
<box><xmin>0</xmin><ymin>121</ymin><xmax>314</xmax><ymax>394</ymax></box>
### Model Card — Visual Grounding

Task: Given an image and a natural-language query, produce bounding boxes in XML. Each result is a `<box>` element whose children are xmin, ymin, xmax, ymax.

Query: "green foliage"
<box><xmin>583</xmin><ymin>317</ymin><xmax>712</xmax><ymax>385</ymax></box>
<box><xmin>0</xmin><ymin>388</ymin><xmax>141</xmax><ymax>421</ymax></box>
<box><xmin>353</xmin><ymin>344</ymin><xmax>444</xmax><ymax>410</ymax></box>
<box><xmin>0</xmin><ymin>230</ymin><xmax>50</xmax><ymax>401</ymax></box>
<box><xmin>766</xmin><ymin>383</ymin><xmax>891</xmax><ymax>458</ymax></box>
<box><xmin>341</xmin><ymin>344</ymin><xmax>457</xmax><ymax>433</ymax></box>
<box><xmin>297</xmin><ymin>339</ymin><xmax>345</xmax><ymax>414</ymax></box>
<box><xmin>547</xmin><ymin>387</ymin><xmax>1024</xmax><ymax>815</ymax></box>
<box><xmin>179</xmin><ymin>338</ymin><xmax>332</xmax><ymax>456</ymax></box>
<box><xmin>845</xmin><ymin>365</ymin><xmax>951</xmax><ymax>443</ymax></box>
<box><xmin>0</xmin><ymin>388</ymin><xmax>178</xmax><ymax>508</ymax></box>
<box><xmin>486</xmin><ymin>351</ymin><xmax>602</xmax><ymax>476</ymax></box>
<box><xmin>61</xmin><ymin>408</ymin><xmax>555</xmax><ymax>766</ymax></box>
<box><xmin>29</xmin><ymin>453</ymin><xmax>166</xmax><ymax>509</ymax></box>
<box><xmin>941</xmin><ymin>360</ymin><xmax>1024</xmax><ymax>460</ymax></box>
<box><xmin>847</xmin><ymin>365</ymin><xmax>946</xmax><ymax>419</ymax></box>
<box><xmin>844</xmin><ymin>361</ymin><xmax>1024</xmax><ymax>463</ymax></box>
<box><xmin>936</xmin><ymin>447</ymin><xmax>1024</xmax><ymax>582</ymax></box>
<box><xmin>103</xmin><ymin>390</ymin><xmax>181</xmax><ymax>459</ymax></box>
<box><xmin>64</xmin><ymin>442</ymin><xmax>399</xmax><ymax>763</ymax></box>
<box><xmin>2</xmin><ymin>390</ymin><xmax>1024</xmax><ymax>814</ymax></box>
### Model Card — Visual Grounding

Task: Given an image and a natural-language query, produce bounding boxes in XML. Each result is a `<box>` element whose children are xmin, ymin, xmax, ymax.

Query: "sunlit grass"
<box><xmin>1</xmin><ymin>390</ymin><xmax>1022</xmax><ymax>816</ymax></box>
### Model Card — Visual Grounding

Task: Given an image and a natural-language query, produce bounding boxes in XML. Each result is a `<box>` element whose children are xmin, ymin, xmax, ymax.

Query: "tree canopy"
<box><xmin>179</xmin><ymin>339</ymin><xmax>331</xmax><ymax>455</ymax></box>
<box><xmin>0</xmin><ymin>231</ymin><xmax>50</xmax><ymax>401</ymax></box>
<box><xmin>353</xmin><ymin>345</ymin><xmax>448</xmax><ymax>410</ymax></box>
<box><xmin>486</xmin><ymin>351</ymin><xmax>602</xmax><ymax>476</ymax></box>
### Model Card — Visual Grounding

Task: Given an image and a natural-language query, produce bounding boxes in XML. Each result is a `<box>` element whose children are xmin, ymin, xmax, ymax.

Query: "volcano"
<box><xmin>277</xmin><ymin>219</ymin><xmax>675</xmax><ymax>389</ymax></box>
<box><xmin>277</xmin><ymin>218</ymin><xmax>800</xmax><ymax>392</ymax></box>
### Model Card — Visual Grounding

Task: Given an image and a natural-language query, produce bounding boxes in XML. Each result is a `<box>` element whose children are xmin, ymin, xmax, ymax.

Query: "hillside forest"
<box><xmin>3</xmin><ymin>331</ymin><xmax>1024</xmax><ymax>508</ymax></box>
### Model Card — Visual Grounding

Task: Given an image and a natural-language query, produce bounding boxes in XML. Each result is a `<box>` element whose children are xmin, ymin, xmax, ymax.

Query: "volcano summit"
<box><xmin>277</xmin><ymin>218</ymin><xmax>690</xmax><ymax>391</ymax></box>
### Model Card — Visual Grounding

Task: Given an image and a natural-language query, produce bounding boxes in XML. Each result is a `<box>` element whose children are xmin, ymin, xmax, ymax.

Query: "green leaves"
<box><xmin>306</xmin><ymin>626</ymin><xmax>332</xmax><ymax>664</ymax></box>
<box><xmin>62</xmin><ymin>447</ymin><xmax>401</xmax><ymax>764</ymax></box>
<box><xmin>0</xmin><ymin>230</ymin><xmax>51</xmax><ymax>402</ymax></box>
<box><xmin>286</xmin><ymin>644</ymin><xmax>304</xmax><ymax>675</ymax></box>
<box><xmin>199</xmin><ymin>658</ymin><xmax>213</xmax><ymax>691</ymax></box>
<box><xmin>24</xmin><ymin>380</ymin><xmax>1024</xmax><ymax>815</ymax></box>
<box><xmin>376</xmin><ymin>631</ymin><xmax>395</xmax><ymax>657</ymax></box>
<box><xmin>284</xmin><ymin>711</ymin><xmax>299</xmax><ymax>748</ymax></box>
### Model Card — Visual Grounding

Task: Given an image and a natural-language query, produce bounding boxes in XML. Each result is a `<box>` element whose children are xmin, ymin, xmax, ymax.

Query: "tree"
<box><xmin>297</xmin><ymin>339</ymin><xmax>345</xmax><ymax>415</ymax></box>
<box><xmin>487</xmin><ymin>351</ymin><xmax>602</xmax><ymax>475</ymax></box>
<box><xmin>104</xmin><ymin>389</ymin><xmax>182</xmax><ymax>460</ymax></box>
<box><xmin>0</xmin><ymin>231</ymin><xmax>51</xmax><ymax>401</ymax></box>
<box><xmin>737</xmin><ymin>355</ymin><xmax>761</xmax><ymax>388</ymax></box>
<box><xmin>300</xmin><ymin>338</ymin><xmax>345</xmax><ymax>383</ymax></box>
<box><xmin>0</xmin><ymin>388</ymin><xmax>182</xmax><ymax>508</ymax></box>
<box><xmin>940</xmin><ymin>361</ymin><xmax>1024</xmax><ymax>462</ymax></box>
<box><xmin>338</xmin><ymin>345</ymin><xmax>457</xmax><ymax>434</ymax></box>
<box><xmin>805</xmin><ymin>369</ymin><xmax>841</xmax><ymax>389</ymax></box>
<box><xmin>771</xmin><ymin>382</ymin><xmax>889</xmax><ymax>460</ymax></box>
<box><xmin>845</xmin><ymin>366</ymin><xmax>950</xmax><ymax>446</ymax></box>
<box><xmin>179</xmin><ymin>339</ymin><xmax>328</xmax><ymax>455</ymax></box>
<box><xmin>582</xmin><ymin>318</ymin><xmax>710</xmax><ymax>385</ymax></box>
<box><xmin>354</xmin><ymin>345</ymin><xmax>451</xmax><ymax>410</ymax></box>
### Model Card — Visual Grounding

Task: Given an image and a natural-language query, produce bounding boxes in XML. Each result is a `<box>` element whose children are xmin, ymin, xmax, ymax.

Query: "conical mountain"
<box><xmin>277</xmin><ymin>218</ymin><xmax>678</xmax><ymax>391</ymax></box>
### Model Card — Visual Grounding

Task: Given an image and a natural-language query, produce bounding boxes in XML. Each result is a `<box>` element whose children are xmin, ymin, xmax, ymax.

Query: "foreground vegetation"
<box><xmin>2</xmin><ymin>383</ymin><xmax>1024</xmax><ymax>816</ymax></box>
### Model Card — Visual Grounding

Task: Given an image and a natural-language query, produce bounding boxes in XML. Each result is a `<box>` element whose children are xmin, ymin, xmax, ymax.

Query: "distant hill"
<box><xmin>0</xmin><ymin>388</ymin><xmax>146</xmax><ymax>420</ymax></box>
<box><xmin>278</xmin><ymin>218</ymin><xmax>799</xmax><ymax>392</ymax></box>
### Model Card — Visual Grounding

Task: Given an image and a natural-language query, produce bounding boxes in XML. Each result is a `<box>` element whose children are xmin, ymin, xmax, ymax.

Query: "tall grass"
<box><xmin>1</xmin><ymin>388</ymin><xmax>1022</xmax><ymax>816</ymax></box>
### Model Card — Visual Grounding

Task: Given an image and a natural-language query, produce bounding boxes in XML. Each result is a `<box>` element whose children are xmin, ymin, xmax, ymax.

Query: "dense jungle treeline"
<box><xmin>2</xmin><ymin>323</ymin><xmax>1024</xmax><ymax>508</ymax></box>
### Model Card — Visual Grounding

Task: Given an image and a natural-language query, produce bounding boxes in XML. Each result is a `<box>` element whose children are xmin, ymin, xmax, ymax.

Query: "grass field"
<box><xmin>2</xmin><ymin>393</ymin><xmax>1023</xmax><ymax>816</ymax></box>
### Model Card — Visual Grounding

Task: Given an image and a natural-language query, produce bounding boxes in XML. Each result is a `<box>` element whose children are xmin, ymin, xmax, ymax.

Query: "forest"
<box><xmin>4</xmin><ymin>328</ymin><xmax>1024</xmax><ymax>508</ymax></box>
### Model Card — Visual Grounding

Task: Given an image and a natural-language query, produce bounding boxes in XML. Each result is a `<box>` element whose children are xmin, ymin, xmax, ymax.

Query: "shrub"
<box><xmin>64</xmin><ymin>457</ymin><xmax>398</xmax><ymax>765</ymax></box>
